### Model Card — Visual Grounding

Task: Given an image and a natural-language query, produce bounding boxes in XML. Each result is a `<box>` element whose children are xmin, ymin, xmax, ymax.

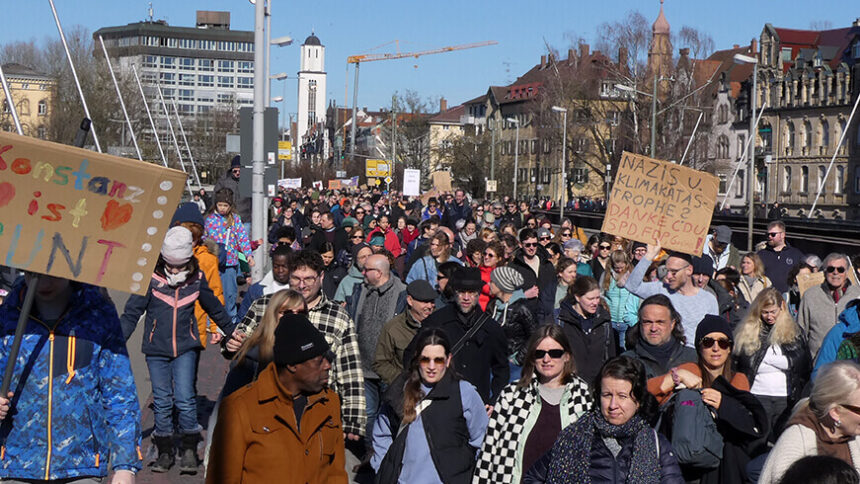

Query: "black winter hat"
<box><xmin>691</xmin><ymin>254</ymin><xmax>715</xmax><ymax>276</ymax></box>
<box><xmin>230</xmin><ymin>155</ymin><xmax>241</xmax><ymax>168</ymax></box>
<box><xmin>171</xmin><ymin>202</ymin><xmax>205</xmax><ymax>227</ymax></box>
<box><xmin>449</xmin><ymin>267</ymin><xmax>485</xmax><ymax>292</ymax></box>
<box><xmin>694</xmin><ymin>314</ymin><xmax>733</xmax><ymax>348</ymax></box>
<box><xmin>273</xmin><ymin>313</ymin><xmax>330</xmax><ymax>366</ymax></box>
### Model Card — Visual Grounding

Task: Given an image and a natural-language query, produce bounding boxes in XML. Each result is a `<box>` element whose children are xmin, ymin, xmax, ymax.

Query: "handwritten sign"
<box><xmin>403</xmin><ymin>169</ymin><xmax>420</xmax><ymax>196</ymax></box>
<box><xmin>278</xmin><ymin>178</ymin><xmax>302</xmax><ymax>190</ymax></box>
<box><xmin>0</xmin><ymin>131</ymin><xmax>187</xmax><ymax>295</ymax></box>
<box><xmin>328</xmin><ymin>179</ymin><xmax>343</xmax><ymax>190</ymax></box>
<box><xmin>601</xmin><ymin>151</ymin><xmax>718</xmax><ymax>256</ymax></box>
<box><xmin>431</xmin><ymin>171</ymin><xmax>452</xmax><ymax>193</ymax></box>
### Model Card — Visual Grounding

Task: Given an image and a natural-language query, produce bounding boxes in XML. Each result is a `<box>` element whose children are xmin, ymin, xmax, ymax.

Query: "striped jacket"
<box><xmin>234</xmin><ymin>293</ymin><xmax>367</xmax><ymax>437</ymax></box>
<box><xmin>0</xmin><ymin>280</ymin><xmax>142</xmax><ymax>480</ymax></box>
<box><xmin>120</xmin><ymin>267</ymin><xmax>234</xmax><ymax>357</ymax></box>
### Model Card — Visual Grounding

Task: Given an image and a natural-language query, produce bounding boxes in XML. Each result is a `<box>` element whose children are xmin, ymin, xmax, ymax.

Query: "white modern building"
<box><xmin>296</xmin><ymin>32</ymin><xmax>327</xmax><ymax>148</ymax></box>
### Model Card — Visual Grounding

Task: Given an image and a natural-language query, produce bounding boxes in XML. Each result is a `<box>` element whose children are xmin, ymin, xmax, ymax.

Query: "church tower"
<box><xmin>648</xmin><ymin>0</ymin><xmax>673</xmax><ymax>99</ymax></box>
<box><xmin>297</xmin><ymin>32</ymin><xmax>327</xmax><ymax>148</ymax></box>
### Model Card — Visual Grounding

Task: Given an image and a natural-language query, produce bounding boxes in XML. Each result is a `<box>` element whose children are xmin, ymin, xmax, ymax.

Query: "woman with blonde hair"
<box><xmin>760</xmin><ymin>361</ymin><xmax>860</xmax><ymax>483</ymax></box>
<box><xmin>600</xmin><ymin>249</ymin><xmax>640</xmax><ymax>350</ymax></box>
<box><xmin>733</xmin><ymin>287</ymin><xmax>811</xmax><ymax>443</ymax></box>
<box><xmin>738</xmin><ymin>252</ymin><xmax>772</xmax><ymax>303</ymax></box>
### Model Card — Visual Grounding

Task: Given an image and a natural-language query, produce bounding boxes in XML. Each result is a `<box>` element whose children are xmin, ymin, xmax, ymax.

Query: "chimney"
<box><xmin>854</xmin><ymin>18</ymin><xmax>860</xmax><ymax>27</ymax></box>
<box><xmin>733</xmin><ymin>44</ymin><xmax>739</xmax><ymax>49</ymax></box>
<box><xmin>440</xmin><ymin>98</ymin><xmax>447</xmax><ymax>112</ymax></box>
<box><xmin>750</xmin><ymin>38</ymin><xmax>758</xmax><ymax>53</ymax></box>
<box><xmin>541</xmin><ymin>55</ymin><xmax>546</xmax><ymax>68</ymax></box>
<box><xmin>618</xmin><ymin>47</ymin><xmax>628</xmax><ymax>66</ymax></box>
<box><xmin>568</xmin><ymin>48</ymin><xmax>575</xmax><ymax>62</ymax></box>
<box><xmin>579</xmin><ymin>43</ymin><xmax>590</xmax><ymax>58</ymax></box>
<box><xmin>679</xmin><ymin>48</ymin><xmax>690</xmax><ymax>57</ymax></box>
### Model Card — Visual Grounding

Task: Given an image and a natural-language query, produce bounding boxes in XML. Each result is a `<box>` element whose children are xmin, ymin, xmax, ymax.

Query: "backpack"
<box><xmin>656</xmin><ymin>388</ymin><xmax>723</xmax><ymax>469</ymax></box>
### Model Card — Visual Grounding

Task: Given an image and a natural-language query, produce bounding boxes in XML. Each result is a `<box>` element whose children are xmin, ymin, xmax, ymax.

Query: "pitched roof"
<box><xmin>428</xmin><ymin>104</ymin><xmax>465</xmax><ymax>124</ymax></box>
<box><xmin>1</xmin><ymin>63</ymin><xmax>53</xmax><ymax>81</ymax></box>
<box><xmin>772</xmin><ymin>25</ymin><xmax>859</xmax><ymax>70</ymax></box>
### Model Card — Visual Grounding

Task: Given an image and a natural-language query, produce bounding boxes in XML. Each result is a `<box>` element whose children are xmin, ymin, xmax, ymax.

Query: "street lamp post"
<box><xmin>552</xmin><ymin>106</ymin><xmax>567</xmax><ymax>223</ymax></box>
<box><xmin>506</xmin><ymin>117</ymin><xmax>519</xmax><ymax>200</ymax></box>
<box><xmin>734</xmin><ymin>53</ymin><xmax>758</xmax><ymax>251</ymax></box>
<box><xmin>651</xmin><ymin>76</ymin><xmax>657</xmax><ymax>158</ymax></box>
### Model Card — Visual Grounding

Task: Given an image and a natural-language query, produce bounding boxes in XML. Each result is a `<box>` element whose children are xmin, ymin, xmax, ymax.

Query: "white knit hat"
<box><xmin>161</xmin><ymin>226</ymin><xmax>194</xmax><ymax>265</ymax></box>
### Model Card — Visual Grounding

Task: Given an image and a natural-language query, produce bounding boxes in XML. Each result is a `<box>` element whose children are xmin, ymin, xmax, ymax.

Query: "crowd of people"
<box><xmin>3</xmin><ymin>173</ymin><xmax>860</xmax><ymax>484</ymax></box>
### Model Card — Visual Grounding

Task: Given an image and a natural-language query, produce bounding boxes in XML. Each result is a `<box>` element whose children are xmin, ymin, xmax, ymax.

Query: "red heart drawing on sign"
<box><xmin>100</xmin><ymin>199</ymin><xmax>134</xmax><ymax>231</ymax></box>
<box><xmin>0</xmin><ymin>182</ymin><xmax>14</xmax><ymax>207</ymax></box>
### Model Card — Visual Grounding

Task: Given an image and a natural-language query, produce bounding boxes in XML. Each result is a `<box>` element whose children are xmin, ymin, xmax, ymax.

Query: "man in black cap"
<box><xmin>373</xmin><ymin>280</ymin><xmax>438</xmax><ymax>386</ymax></box>
<box><xmin>406</xmin><ymin>267</ymin><xmax>509</xmax><ymax>404</ymax></box>
<box><xmin>214</xmin><ymin>155</ymin><xmax>252</xmax><ymax>225</ymax></box>
<box><xmin>208</xmin><ymin>314</ymin><xmax>347</xmax><ymax>483</ymax></box>
<box><xmin>704</xmin><ymin>225</ymin><xmax>740</xmax><ymax>271</ymax></box>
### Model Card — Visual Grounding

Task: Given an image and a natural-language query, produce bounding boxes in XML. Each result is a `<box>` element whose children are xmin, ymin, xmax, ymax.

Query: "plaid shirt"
<box><xmin>237</xmin><ymin>293</ymin><xmax>367</xmax><ymax>436</ymax></box>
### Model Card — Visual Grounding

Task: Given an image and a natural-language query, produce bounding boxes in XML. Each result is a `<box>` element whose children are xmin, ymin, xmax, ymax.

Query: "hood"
<box><xmin>347</xmin><ymin>265</ymin><xmax>364</xmax><ymax>279</ymax></box>
<box><xmin>838</xmin><ymin>300</ymin><xmax>860</xmax><ymax>331</ymax></box>
<box><xmin>557</xmin><ymin>299</ymin><xmax>609</xmax><ymax>326</ymax></box>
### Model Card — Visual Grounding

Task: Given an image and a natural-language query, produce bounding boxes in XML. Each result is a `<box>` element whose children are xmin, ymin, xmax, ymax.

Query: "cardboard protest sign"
<box><xmin>797</xmin><ymin>272</ymin><xmax>825</xmax><ymax>297</ymax></box>
<box><xmin>0</xmin><ymin>131</ymin><xmax>187</xmax><ymax>295</ymax></box>
<box><xmin>431</xmin><ymin>171</ymin><xmax>452</xmax><ymax>192</ymax></box>
<box><xmin>328</xmin><ymin>179</ymin><xmax>343</xmax><ymax>190</ymax></box>
<box><xmin>601</xmin><ymin>151</ymin><xmax>718</xmax><ymax>256</ymax></box>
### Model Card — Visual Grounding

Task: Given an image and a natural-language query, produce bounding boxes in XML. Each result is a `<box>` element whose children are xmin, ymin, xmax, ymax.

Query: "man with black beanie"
<box><xmin>207</xmin><ymin>314</ymin><xmax>347</xmax><ymax>483</ymax></box>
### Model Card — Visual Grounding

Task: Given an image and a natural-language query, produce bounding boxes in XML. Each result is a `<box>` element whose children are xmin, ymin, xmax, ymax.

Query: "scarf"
<box><xmin>547</xmin><ymin>410</ymin><xmax>660</xmax><ymax>484</ymax></box>
<box><xmin>641</xmin><ymin>339</ymin><xmax>677</xmax><ymax>371</ymax></box>
<box><xmin>788</xmin><ymin>404</ymin><xmax>853</xmax><ymax>465</ymax></box>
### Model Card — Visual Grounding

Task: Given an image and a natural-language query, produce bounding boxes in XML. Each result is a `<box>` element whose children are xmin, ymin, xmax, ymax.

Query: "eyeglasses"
<box><xmin>523</xmin><ymin>242</ymin><xmax>538</xmax><ymax>248</ymax></box>
<box><xmin>840</xmin><ymin>403</ymin><xmax>860</xmax><ymax>416</ymax></box>
<box><xmin>419</xmin><ymin>356</ymin><xmax>447</xmax><ymax>366</ymax></box>
<box><xmin>539</xmin><ymin>236</ymin><xmax>551</xmax><ymax>241</ymax></box>
<box><xmin>356</xmin><ymin>210</ymin><xmax>365</xmax><ymax>214</ymax></box>
<box><xmin>665</xmin><ymin>264</ymin><xmax>690</xmax><ymax>276</ymax></box>
<box><xmin>599</xmin><ymin>244</ymin><xmax>612</xmax><ymax>250</ymax></box>
<box><xmin>289</xmin><ymin>275</ymin><xmax>319</xmax><ymax>286</ymax></box>
<box><xmin>351</xmin><ymin>235</ymin><xmax>364</xmax><ymax>240</ymax></box>
<box><xmin>231</xmin><ymin>168</ymin><xmax>241</xmax><ymax>173</ymax></box>
<box><xmin>767</xmin><ymin>232</ymin><xmax>783</xmax><ymax>238</ymax></box>
<box><xmin>562</xmin><ymin>232</ymin><xmax>571</xmax><ymax>237</ymax></box>
<box><xmin>483</xmin><ymin>252</ymin><xmax>496</xmax><ymax>258</ymax></box>
<box><xmin>700</xmin><ymin>337</ymin><xmax>731</xmax><ymax>350</ymax></box>
<box><xmin>437</xmin><ymin>275</ymin><xmax>448</xmax><ymax>281</ymax></box>
<box><xmin>826</xmin><ymin>266</ymin><xmax>847</xmax><ymax>274</ymax></box>
<box><xmin>534</xmin><ymin>349</ymin><xmax>565</xmax><ymax>359</ymax></box>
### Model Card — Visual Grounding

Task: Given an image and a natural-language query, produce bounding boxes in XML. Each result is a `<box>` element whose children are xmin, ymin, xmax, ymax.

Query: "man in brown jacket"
<box><xmin>206</xmin><ymin>314</ymin><xmax>347</xmax><ymax>483</ymax></box>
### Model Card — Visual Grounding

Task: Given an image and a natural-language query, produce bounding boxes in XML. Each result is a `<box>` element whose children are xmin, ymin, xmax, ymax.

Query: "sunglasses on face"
<box><xmin>841</xmin><ymin>403</ymin><xmax>860</xmax><ymax>416</ymax></box>
<box><xmin>826</xmin><ymin>266</ymin><xmax>847</xmax><ymax>274</ymax></box>
<box><xmin>523</xmin><ymin>242</ymin><xmax>538</xmax><ymax>248</ymax></box>
<box><xmin>562</xmin><ymin>232</ymin><xmax>571</xmax><ymax>237</ymax></box>
<box><xmin>599</xmin><ymin>245</ymin><xmax>612</xmax><ymax>250</ymax></box>
<box><xmin>534</xmin><ymin>349</ymin><xmax>565</xmax><ymax>359</ymax></box>
<box><xmin>540</xmin><ymin>236</ymin><xmax>551</xmax><ymax>241</ymax></box>
<box><xmin>419</xmin><ymin>356</ymin><xmax>447</xmax><ymax>366</ymax></box>
<box><xmin>483</xmin><ymin>252</ymin><xmax>496</xmax><ymax>258</ymax></box>
<box><xmin>700</xmin><ymin>337</ymin><xmax>731</xmax><ymax>350</ymax></box>
<box><xmin>767</xmin><ymin>232</ymin><xmax>783</xmax><ymax>238</ymax></box>
<box><xmin>351</xmin><ymin>235</ymin><xmax>363</xmax><ymax>240</ymax></box>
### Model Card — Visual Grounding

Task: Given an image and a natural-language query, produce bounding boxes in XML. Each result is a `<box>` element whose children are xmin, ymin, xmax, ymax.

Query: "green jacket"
<box><xmin>373</xmin><ymin>310</ymin><xmax>421</xmax><ymax>385</ymax></box>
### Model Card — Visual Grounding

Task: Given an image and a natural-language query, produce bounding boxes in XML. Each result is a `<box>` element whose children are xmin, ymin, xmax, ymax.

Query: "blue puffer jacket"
<box><xmin>121</xmin><ymin>266</ymin><xmax>234</xmax><ymax>357</ymax></box>
<box><xmin>813</xmin><ymin>299</ymin><xmax>860</xmax><ymax>379</ymax></box>
<box><xmin>0</xmin><ymin>279</ymin><xmax>142</xmax><ymax>480</ymax></box>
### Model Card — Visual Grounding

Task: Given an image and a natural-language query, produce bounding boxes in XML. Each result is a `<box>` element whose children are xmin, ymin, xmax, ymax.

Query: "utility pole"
<box><xmin>651</xmin><ymin>76</ymin><xmax>657</xmax><ymax>158</ymax></box>
<box><xmin>251</xmin><ymin>0</ymin><xmax>266</xmax><ymax>282</ymax></box>
<box><xmin>490</xmin><ymin>120</ymin><xmax>495</xmax><ymax>180</ymax></box>
<box><xmin>391</xmin><ymin>94</ymin><xmax>397</xmax><ymax>192</ymax></box>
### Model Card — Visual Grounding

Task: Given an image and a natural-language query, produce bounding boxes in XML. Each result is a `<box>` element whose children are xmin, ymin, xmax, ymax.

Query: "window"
<box><xmin>37</xmin><ymin>126</ymin><xmax>46</xmax><ymax>139</ymax></box>
<box><xmin>853</xmin><ymin>41</ymin><xmax>860</xmax><ymax>59</ymax></box>
<box><xmin>217</xmin><ymin>76</ymin><xmax>233</xmax><ymax>88</ymax></box>
<box><xmin>540</xmin><ymin>167</ymin><xmax>551</xmax><ymax>184</ymax></box>
<box><xmin>198</xmin><ymin>75</ymin><xmax>214</xmax><ymax>87</ymax></box>
<box><xmin>531</xmin><ymin>139</ymin><xmax>537</xmax><ymax>154</ymax></box>
<box><xmin>783</xmin><ymin>166</ymin><xmax>792</xmax><ymax>193</ymax></box>
<box><xmin>606</xmin><ymin>111</ymin><xmax>619</xmax><ymax>126</ymax></box>
<box><xmin>179</xmin><ymin>58</ymin><xmax>194</xmax><ymax>70</ymax></box>
<box><xmin>178</xmin><ymin>89</ymin><xmax>193</xmax><ymax>101</ymax></box>
<box><xmin>37</xmin><ymin>100</ymin><xmax>47</xmax><ymax>116</ymax></box>
<box><xmin>161</xmin><ymin>88</ymin><xmax>174</xmax><ymax>99</ymax></box>
<box><xmin>835</xmin><ymin>166</ymin><xmax>844</xmax><ymax>194</ymax></box>
<box><xmin>238</xmin><ymin>61</ymin><xmax>253</xmax><ymax>73</ymax></box>
<box><xmin>179</xmin><ymin>74</ymin><xmax>195</xmax><ymax>86</ymax></box>
<box><xmin>218</xmin><ymin>60</ymin><xmax>234</xmax><ymax>72</ymax></box>
<box><xmin>818</xmin><ymin>166</ymin><xmax>827</xmax><ymax>194</ymax></box>
<box><xmin>718</xmin><ymin>104</ymin><xmax>728</xmax><ymax>124</ymax></box>
<box><xmin>736</xmin><ymin>170</ymin><xmax>745</xmax><ymax>198</ymax></box>
<box><xmin>160</xmin><ymin>56</ymin><xmax>175</xmax><ymax>68</ymax></box>
<box><xmin>821</xmin><ymin>119</ymin><xmax>830</xmax><ymax>154</ymax></box>
<box><xmin>718</xmin><ymin>174</ymin><xmax>727</xmax><ymax>194</ymax></box>
<box><xmin>801</xmin><ymin>166</ymin><xmax>809</xmax><ymax>192</ymax></box>
<box><xmin>178</xmin><ymin>104</ymin><xmax>194</xmax><ymax>113</ymax></box>
<box><xmin>217</xmin><ymin>93</ymin><xmax>234</xmax><ymax>103</ymax></box>
<box><xmin>142</xmin><ymin>55</ymin><xmax>157</xmax><ymax>68</ymax></box>
<box><xmin>159</xmin><ymin>72</ymin><xmax>175</xmax><ymax>85</ymax></box>
<box><xmin>855</xmin><ymin>166</ymin><xmax>860</xmax><ymax>194</ymax></box>
<box><xmin>717</xmin><ymin>135</ymin><xmax>730</xmax><ymax>158</ymax></box>
<box><xmin>198</xmin><ymin>59</ymin><xmax>213</xmax><ymax>71</ymax></box>
<box><xmin>738</xmin><ymin>134</ymin><xmax>746</xmax><ymax>157</ymax></box>
<box><xmin>237</xmin><ymin>77</ymin><xmax>253</xmax><ymax>89</ymax></box>
<box><xmin>20</xmin><ymin>83</ymin><xmax>28</xmax><ymax>90</ymax></box>
<box><xmin>573</xmin><ymin>167</ymin><xmax>588</xmax><ymax>184</ymax></box>
<box><xmin>780</xmin><ymin>47</ymin><xmax>792</xmax><ymax>62</ymax></box>
<box><xmin>198</xmin><ymin>105</ymin><xmax>211</xmax><ymax>114</ymax></box>
<box><xmin>803</xmin><ymin>120</ymin><xmax>812</xmax><ymax>154</ymax></box>
<box><xmin>785</xmin><ymin>122</ymin><xmax>795</xmax><ymax>156</ymax></box>
<box><xmin>604</xmin><ymin>139</ymin><xmax>616</xmax><ymax>155</ymax></box>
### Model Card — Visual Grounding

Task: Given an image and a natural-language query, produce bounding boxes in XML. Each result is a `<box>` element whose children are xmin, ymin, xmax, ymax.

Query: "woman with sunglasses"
<box><xmin>760</xmin><ymin>361</ymin><xmax>860</xmax><ymax>483</ymax></box>
<box><xmin>479</xmin><ymin>241</ymin><xmax>505</xmax><ymax>311</ymax></box>
<box><xmin>590</xmin><ymin>235</ymin><xmax>613</xmax><ymax>283</ymax></box>
<box><xmin>475</xmin><ymin>325</ymin><xmax>592</xmax><ymax>484</ymax></box>
<box><xmin>733</xmin><ymin>288</ymin><xmax>811</xmax><ymax>443</ymax></box>
<box><xmin>738</xmin><ymin>252</ymin><xmax>772</xmax><ymax>304</ymax></box>
<box><xmin>650</xmin><ymin>315</ymin><xmax>768</xmax><ymax>484</ymax></box>
<box><xmin>373</xmin><ymin>329</ymin><xmax>488</xmax><ymax>483</ymax></box>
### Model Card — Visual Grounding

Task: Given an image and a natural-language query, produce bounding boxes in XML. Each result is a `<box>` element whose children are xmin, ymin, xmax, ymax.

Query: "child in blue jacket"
<box><xmin>120</xmin><ymin>226</ymin><xmax>236</xmax><ymax>474</ymax></box>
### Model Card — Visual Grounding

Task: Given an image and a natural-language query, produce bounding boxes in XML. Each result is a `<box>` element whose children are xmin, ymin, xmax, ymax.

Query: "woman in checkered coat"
<box><xmin>473</xmin><ymin>324</ymin><xmax>592</xmax><ymax>483</ymax></box>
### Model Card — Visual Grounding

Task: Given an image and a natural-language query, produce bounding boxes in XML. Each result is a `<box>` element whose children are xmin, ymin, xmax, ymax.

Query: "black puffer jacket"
<box><xmin>733</xmin><ymin>329</ymin><xmax>811</xmax><ymax>406</ymax></box>
<box><xmin>552</xmin><ymin>301</ymin><xmax>618</xmax><ymax>385</ymax></box>
<box><xmin>488</xmin><ymin>295</ymin><xmax>538</xmax><ymax>365</ymax></box>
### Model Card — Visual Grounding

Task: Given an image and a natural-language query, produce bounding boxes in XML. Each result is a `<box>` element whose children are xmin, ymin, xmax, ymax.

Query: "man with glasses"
<box><xmin>757</xmin><ymin>220</ymin><xmax>805</xmax><ymax>294</ymax></box>
<box><xmin>704</xmin><ymin>225</ymin><xmax>740</xmax><ymax>271</ymax></box>
<box><xmin>624</xmin><ymin>242</ymin><xmax>719</xmax><ymax>347</ymax></box>
<box><xmin>344</xmin><ymin>255</ymin><xmax>406</xmax><ymax>454</ymax></box>
<box><xmin>510</xmin><ymin>229</ymin><xmax>554</xmax><ymax>304</ymax></box>
<box><xmin>500</xmin><ymin>201</ymin><xmax>523</xmax><ymax>230</ymax></box>
<box><xmin>621</xmin><ymin>295</ymin><xmax>696</xmax><ymax>379</ymax></box>
<box><xmin>798</xmin><ymin>253</ymin><xmax>860</xmax><ymax>359</ymax></box>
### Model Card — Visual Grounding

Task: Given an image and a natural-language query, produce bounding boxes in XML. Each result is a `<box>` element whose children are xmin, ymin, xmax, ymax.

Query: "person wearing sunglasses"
<box><xmin>756</xmin><ymin>220</ymin><xmax>805</xmax><ymax>295</ymax></box>
<box><xmin>475</xmin><ymin>325</ymin><xmax>592</xmax><ymax>484</ymax></box>
<box><xmin>738</xmin><ymin>252</ymin><xmax>772</xmax><ymax>304</ymax></box>
<box><xmin>733</xmin><ymin>288</ymin><xmax>811</xmax><ymax>445</ymax></box>
<box><xmin>650</xmin><ymin>315</ymin><xmax>768</xmax><ymax>483</ymax></box>
<box><xmin>760</xmin><ymin>361</ymin><xmax>860</xmax><ymax>483</ymax></box>
<box><xmin>590</xmin><ymin>235</ymin><xmax>614</xmax><ymax>283</ymax></box>
<box><xmin>799</xmin><ymin>252</ymin><xmax>860</xmax><ymax>361</ymax></box>
<box><xmin>510</xmin><ymin>228</ymin><xmax>555</xmax><ymax>309</ymax></box>
<box><xmin>373</xmin><ymin>329</ymin><xmax>488</xmax><ymax>483</ymax></box>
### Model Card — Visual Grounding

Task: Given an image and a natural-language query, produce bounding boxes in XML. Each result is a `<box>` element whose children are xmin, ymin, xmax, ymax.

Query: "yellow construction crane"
<box><xmin>344</xmin><ymin>40</ymin><xmax>498</xmax><ymax>161</ymax></box>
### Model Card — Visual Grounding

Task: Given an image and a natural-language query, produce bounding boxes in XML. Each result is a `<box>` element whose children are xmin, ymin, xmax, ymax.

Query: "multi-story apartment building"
<box><xmin>0</xmin><ymin>63</ymin><xmax>57</xmax><ymax>139</ymax></box>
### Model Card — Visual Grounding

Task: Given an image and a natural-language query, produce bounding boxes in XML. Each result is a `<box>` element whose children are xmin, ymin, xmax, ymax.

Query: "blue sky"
<box><xmin>1</xmin><ymin>1</ymin><xmax>855</xmax><ymax>117</ymax></box>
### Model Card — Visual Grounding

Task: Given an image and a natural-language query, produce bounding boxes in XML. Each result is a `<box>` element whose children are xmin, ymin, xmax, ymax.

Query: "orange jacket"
<box><xmin>206</xmin><ymin>362</ymin><xmax>347</xmax><ymax>484</ymax></box>
<box><xmin>647</xmin><ymin>362</ymin><xmax>751</xmax><ymax>405</ymax></box>
<box><xmin>194</xmin><ymin>243</ymin><xmax>224</xmax><ymax>348</ymax></box>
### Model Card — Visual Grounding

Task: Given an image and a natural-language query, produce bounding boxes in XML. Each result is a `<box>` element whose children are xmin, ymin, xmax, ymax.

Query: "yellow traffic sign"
<box><xmin>366</xmin><ymin>159</ymin><xmax>390</xmax><ymax>178</ymax></box>
<box><xmin>278</xmin><ymin>141</ymin><xmax>292</xmax><ymax>161</ymax></box>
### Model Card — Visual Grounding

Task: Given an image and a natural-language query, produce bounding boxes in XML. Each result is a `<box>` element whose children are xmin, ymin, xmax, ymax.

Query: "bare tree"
<box><xmin>434</xmin><ymin>129</ymin><xmax>491</xmax><ymax>197</ymax></box>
